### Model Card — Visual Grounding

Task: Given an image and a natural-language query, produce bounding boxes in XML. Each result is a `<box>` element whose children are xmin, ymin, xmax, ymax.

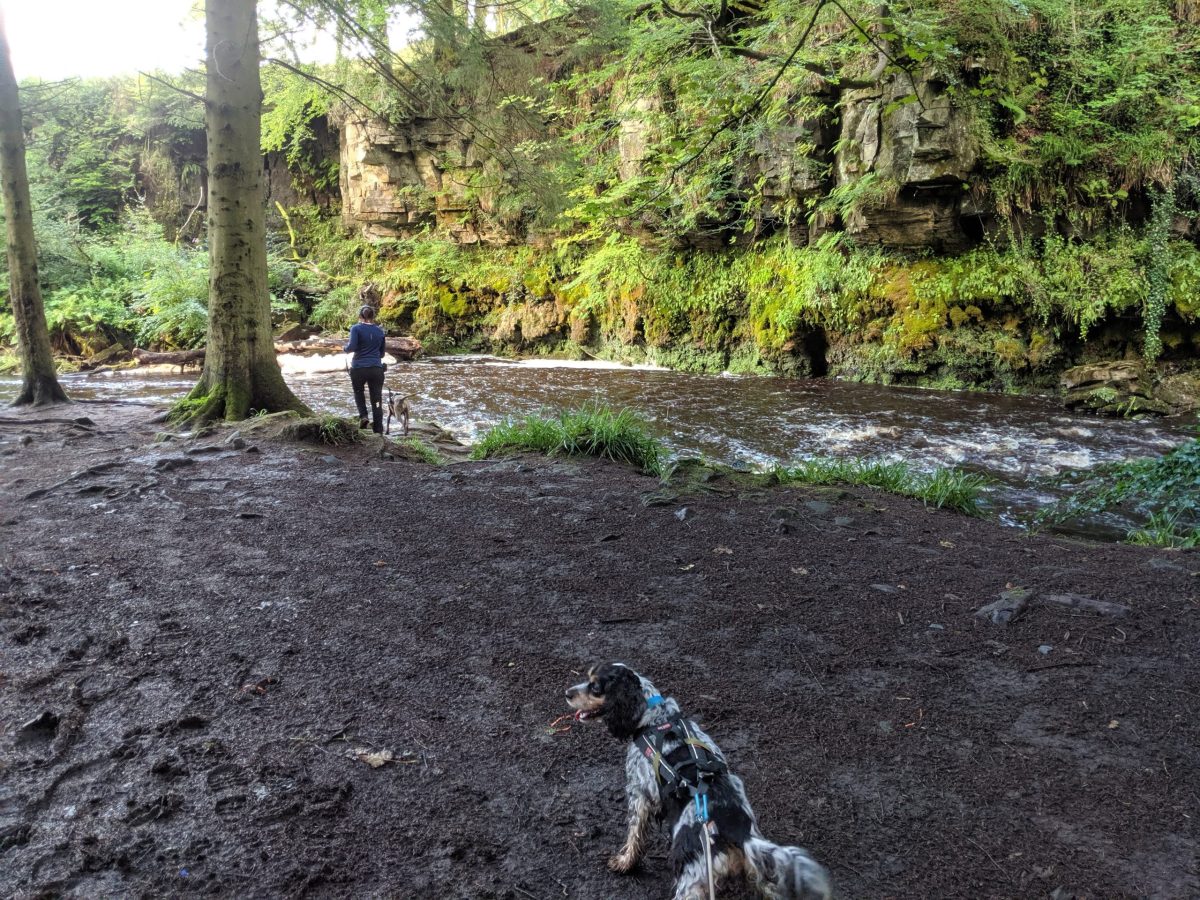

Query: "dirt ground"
<box><xmin>1</xmin><ymin>401</ymin><xmax>1197</xmax><ymax>899</ymax></box>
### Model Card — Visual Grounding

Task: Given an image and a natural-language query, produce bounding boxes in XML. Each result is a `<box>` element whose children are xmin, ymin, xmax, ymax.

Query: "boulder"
<box><xmin>1153</xmin><ymin>372</ymin><xmax>1200</xmax><ymax>412</ymax></box>
<box><xmin>1061</xmin><ymin>361</ymin><xmax>1171</xmax><ymax>416</ymax></box>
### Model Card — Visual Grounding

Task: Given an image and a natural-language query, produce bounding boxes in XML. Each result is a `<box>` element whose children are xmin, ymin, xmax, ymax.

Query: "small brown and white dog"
<box><xmin>386</xmin><ymin>389</ymin><xmax>411</xmax><ymax>436</ymax></box>
<box><xmin>566</xmin><ymin>662</ymin><xmax>831</xmax><ymax>900</ymax></box>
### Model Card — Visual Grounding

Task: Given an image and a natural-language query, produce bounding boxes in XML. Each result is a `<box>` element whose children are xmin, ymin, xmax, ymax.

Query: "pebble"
<box><xmin>928</xmin><ymin>623</ymin><xmax>945</xmax><ymax>630</ymax></box>
<box><xmin>870</xmin><ymin>583</ymin><xmax>899</xmax><ymax>594</ymax></box>
<box><xmin>675</xmin><ymin>507</ymin><xmax>692</xmax><ymax>521</ymax></box>
<box><xmin>1038</xmin><ymin>644</ymin><xmax>1053</xmax><ymax>654</ymax></box>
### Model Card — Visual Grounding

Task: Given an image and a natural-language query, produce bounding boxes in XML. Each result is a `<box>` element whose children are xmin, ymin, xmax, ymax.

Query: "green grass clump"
<box><xmin>398</xmin><ymin>437</ymin><xmax>443</xmax><ymax>465</ymax></box>
<box><xmin>471</xmin><ymin>404</ymin><xmax>664</xmax><ymax>476</ymax></box>
<box><xmin>318</xmin><ymin>414</ymin><xmax>361</xmax><ymax>446</ymax></box>
<box><xmin>768</xmin><ymin>457</ymin><xmax>989</xmax><ymax>515</ymax></box>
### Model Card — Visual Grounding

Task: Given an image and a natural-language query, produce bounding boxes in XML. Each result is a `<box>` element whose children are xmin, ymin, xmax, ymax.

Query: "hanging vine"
<box><xmin>1143</xmin><ymin>185</ymin><xmax>1175</xmax><ymax>364</ymax></box>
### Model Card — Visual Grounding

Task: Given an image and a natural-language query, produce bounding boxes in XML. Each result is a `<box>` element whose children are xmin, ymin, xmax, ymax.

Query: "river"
<box><xmin>2</xmin><ymin>355</ymin><xmax>1192</xmax><ymax>530</ymax></box>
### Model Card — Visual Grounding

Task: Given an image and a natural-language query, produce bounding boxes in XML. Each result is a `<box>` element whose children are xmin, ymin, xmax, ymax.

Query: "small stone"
<box><xmin>72</xmin><ymin>416</ymin><xmax>95</xmax><ymax>427</ymax></box>
<box><xmin>833</xmin><ymin>516</ymin><xmax>854</xmax><ymax>527</ymax></box>
<box><xmin>319</xmin><ymin>454</ymin><xmax>340</xmax><ymax>465</ymax></box>
<box><xmin>1038</xmin><ymin>644</ymin><xmax>1053</xmax><ymax>655</ymax></box>
<box><xmin>153</xmin><ymin>456</ymin><xmax>195</xmax><ymax>472</ymax></box>
<box><xmin>804</xmin><ymin>500</ymin><xmax>832</xmax><ymax>515</ymax></box>
<box><xmin>224</xmin><ymin>430</ymin><xmax>242</xmax><ymax>445</ymax></box>
<box><xmin>928</xmin><ymin>623</ymin><xmax>945</xmax><ymax>630</ymax></box>
<box><xmin>975</xmin><ymin>587</ymin><xmax>1031</xmax><ymax>626</ymax></box>
<box><xmin>674</xmin><ymin>507</ymin><xmax>692</xmax><ymax>521</ymax></box>
<box><xmin>871</xmin><ymin>583</ymin><xmax>899</xmax><ymax>594</ymax></box>
<box><xmin>19</xmin><ymin>434</ymin><xmax>33</xmax><ymax>446</ymax></box>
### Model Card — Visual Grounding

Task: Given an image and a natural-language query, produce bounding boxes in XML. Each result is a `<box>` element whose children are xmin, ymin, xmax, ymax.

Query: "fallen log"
<box><xmin>132</xmin><ymin>335</ymin><xmax>423</xmax><ymax>368</ymax></box>
<box><xmin>132</xmin><ymin>348</ymin><xmax>206</xmax><ymax>368</ymax></box>
<box><xmin>272</xmin><ymin>336</ymin><xmax>422</xmax><ymax>360</ymax></box>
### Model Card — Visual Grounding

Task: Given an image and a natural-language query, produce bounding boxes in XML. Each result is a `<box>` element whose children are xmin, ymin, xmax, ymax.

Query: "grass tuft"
<box><xmin>471</xmin><ymin>404</ymin><xmax>664</xmax><ymax>476</ymax></box>
<box><xmin>767</xmin><ymin>457</ymin><xmax>989</xmax><ymax>515</ymax></box>
<box><xmin>397</xmin><ymin>437</ymin><xmax>443</xmax><ymax>465</ymax></box>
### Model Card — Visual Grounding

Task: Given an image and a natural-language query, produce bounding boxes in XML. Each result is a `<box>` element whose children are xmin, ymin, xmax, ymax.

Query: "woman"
<box><xmin>343</xmin><ymin>305</ymin><xmax>387</xmax><ymax>432</ymax></box>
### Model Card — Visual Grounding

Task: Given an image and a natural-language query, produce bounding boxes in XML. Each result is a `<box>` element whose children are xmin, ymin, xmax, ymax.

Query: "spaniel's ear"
<box><xmin>602</xmin><ymin>666</ymin><xmax>646</xmax><ymax>741</ymax></box>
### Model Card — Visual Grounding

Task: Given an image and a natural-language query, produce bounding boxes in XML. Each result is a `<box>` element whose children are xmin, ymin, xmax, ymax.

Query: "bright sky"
<box><xmin>4</xmin><ymin>0</ymin><xmax>205</xmax><ymax>80</ymax></box>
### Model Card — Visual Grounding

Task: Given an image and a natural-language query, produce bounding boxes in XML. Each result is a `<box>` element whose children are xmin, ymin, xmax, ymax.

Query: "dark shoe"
<box><xmin>360</xmin><ymin>418</ymin><xmax>370</xmax><ymax>430</ymax></box>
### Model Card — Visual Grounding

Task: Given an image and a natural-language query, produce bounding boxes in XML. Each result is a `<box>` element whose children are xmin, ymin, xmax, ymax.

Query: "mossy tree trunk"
<box><xmin>180</xmin><ymin>0</ymin><xmax>308</xmax><ymax>423</ymax></box>
<box><xmin>0</xmin><ymin>11</ymin><xmax>67</xmax><ymax>407</ymax></box>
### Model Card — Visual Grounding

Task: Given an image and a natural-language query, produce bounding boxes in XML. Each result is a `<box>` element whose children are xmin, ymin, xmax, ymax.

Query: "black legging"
<box><xmin>350</xmin><ymin>365</ymin><xmax>386</xmax><ymax>433</ymax></box>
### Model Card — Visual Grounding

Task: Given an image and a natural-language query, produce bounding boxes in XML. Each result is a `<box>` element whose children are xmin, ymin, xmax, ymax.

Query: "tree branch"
<box><xmin>138</xmin><ymin>71</ymin><xmax>207</xmax><ymax>107</ymax></box>
<box><xmin>659</xmin><ymin>0</ymin><xmax>706</xmax><ymax>20</ymax></box>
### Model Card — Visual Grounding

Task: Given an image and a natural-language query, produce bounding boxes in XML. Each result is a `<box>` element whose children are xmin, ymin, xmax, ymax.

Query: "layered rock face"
<box><xmin>341</xmin><ymin>117</ymin><xmax>473</xmax><ymax>242</ymax></box>
<box><xmin>337</xmin><ymin>67</ymin><xmax>979</xmax><ymax>250</ymax></box>
<box><xmin>836</xmin><ymin>73</ymin><xmax>979</xmax><ymax>252</ymax></box>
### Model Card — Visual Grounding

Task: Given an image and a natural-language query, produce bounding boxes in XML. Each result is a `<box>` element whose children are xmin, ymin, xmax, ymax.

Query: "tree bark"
<box><xmin>179</xmin><ymin>0</ymin><xmax>309</xmax><ymax>423</ymax></box>
<box><xmin>0</xmin><ymin>11</ymin><xmax>68</xmax><ymax>407</ymax></box>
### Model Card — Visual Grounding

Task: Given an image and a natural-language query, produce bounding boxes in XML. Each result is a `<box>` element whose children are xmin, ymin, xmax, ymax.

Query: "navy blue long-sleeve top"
<box><xmin>344</xmin><ymin>323</ymin><xmax>386</xmax><ymax>368</ymax></box>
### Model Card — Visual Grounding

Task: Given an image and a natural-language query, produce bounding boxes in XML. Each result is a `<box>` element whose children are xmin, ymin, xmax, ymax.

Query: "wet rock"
<box><xmin>0</xmin><ymin>824</ymin><xmax>32</xmax><ymax>852</ymax></box>
<box><xmin>804</xmin><ymin>500</ymin><xmax>832</xmax><ymax>515</ymax></box>
<box><xmin>975</xmin><ymin>587</ymin><xmax>1030</xmax><ymax>625</ymax></box>
<box><xmin>150</xmin><ymin>752</ymin><xmax>189</xmax><ymax>778</ymax></box>
<box><xmin>1038</xmin><ymin>644</ymin><xmax>1054</xmax><ymax>655</ymax></box>
<box><xmin>1154</xmin><ymin>372</ymin><xmax>1200</xmax><ymax>412</ymax></box>
<box><xmin>17</xmin><ymin>710</ymin><xmax>60</xmax><ymax>744</ymax></box>
<box><xmin>72</xmin><ymin>416</ymin><xmax>95</xmax><ymax>427</ymax></box>
<box><xmin>1061</xmin><ymin>361</ymin><xmax>1170</xmax><ymax>416</ymax></box>
<box><xmin>153</xmin><ymin>456</ymin><xmax>196</xmax><ymax>472</ymax></box>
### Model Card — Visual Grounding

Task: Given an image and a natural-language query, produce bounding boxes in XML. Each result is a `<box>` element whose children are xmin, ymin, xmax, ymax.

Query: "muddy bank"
<box><xmin>1</xmin><ymin>403</ymin><xmax>1197</xmax><ymax>898</ymax></box>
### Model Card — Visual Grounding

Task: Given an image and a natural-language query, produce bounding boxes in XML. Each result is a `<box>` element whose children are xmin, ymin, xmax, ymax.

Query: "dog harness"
<box><xmin>635</xmin><ymin>705</ymin><xmax>727</xmax><ymax>821</ymax></box>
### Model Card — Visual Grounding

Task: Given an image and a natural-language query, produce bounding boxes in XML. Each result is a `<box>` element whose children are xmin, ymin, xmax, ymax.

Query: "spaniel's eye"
<box><xmin>588</xmin><ymin>682</ymin><xmax>602</xmax><ymax>696</ymax></box>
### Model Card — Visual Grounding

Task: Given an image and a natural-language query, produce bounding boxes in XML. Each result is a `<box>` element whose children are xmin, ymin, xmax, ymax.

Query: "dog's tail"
<box><xmin>743</xmin><ymin>835</ymin><xmax>831</xmax><ymax>900</ymax></box>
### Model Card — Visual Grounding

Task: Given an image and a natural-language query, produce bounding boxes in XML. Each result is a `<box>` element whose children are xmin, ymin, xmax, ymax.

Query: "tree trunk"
<box><xmin>0</xmin><ymin>11</ymin><xmax>68</xmax><ymax>407</ymax></box>
<box><xmin>179</xmin><ymin>0</ymin><xmax>308</xmax><ymax>423</ymax></box>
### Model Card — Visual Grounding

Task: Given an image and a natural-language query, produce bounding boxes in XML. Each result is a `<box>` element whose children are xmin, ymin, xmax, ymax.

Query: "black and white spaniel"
<box><xmin>566</xmin><ymin>662</ymin><xmax>831</xmax><ymax>900</ymax></box>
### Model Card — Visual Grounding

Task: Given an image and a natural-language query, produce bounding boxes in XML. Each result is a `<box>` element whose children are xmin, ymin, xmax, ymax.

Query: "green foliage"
<box><xmin>261</xmin><ymin>66</ymin><xmax>339</xmax><ymax>192</ymax></box>
<box><xmin>471</xmin><ymin>403</ymin><xmax>664</xmax><ymax>475</ymax></box>
<box><xmin>1127</xmin><ymin>511</ymin><xmax>1200</xmax><ymax>548</ymax></box>
<box><xmin>957</xmin><ymin>0</ymin><xmax>1200</xmax><ymax>217</ymax></box>
<box><xmin>397</xmin><ymin>437</ymin><xmax>444</xmax><ymax>465</ymax></box>
<box><xmin>767</xmin><ymin>457</ymin><xmax>989</xmax><ymax>514</ymax></box>
<box><xmin>319</xmin><ymin>415</ymin><xmax>362</xmax><ymax>445</ymax></box>
<box><xmin>1143</xmin><ymin>187</ymin><xmax>1174</xmax><ymax>362</ymax></box>
<box><xmin>1037</xmin><ymin>438</ymin><xmax>1200</xmax><ymax>543</ymax></box>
